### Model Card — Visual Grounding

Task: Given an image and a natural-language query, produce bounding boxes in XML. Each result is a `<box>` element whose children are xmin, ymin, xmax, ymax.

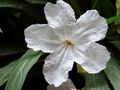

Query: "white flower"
<box><xmin>47</xmin><ymin>79</ymin><xmax>76</xmax><ymax>90</ymax></box>
<box><xmin>24</xmin><ymin>0</ymin><xmax>110</xmax><ymax>87</ymax></box>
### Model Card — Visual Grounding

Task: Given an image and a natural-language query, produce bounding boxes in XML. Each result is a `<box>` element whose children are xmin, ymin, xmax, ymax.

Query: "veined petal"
<box><xmin>47</xmin><ymin>79</ymin><xmax>76</xmax><ymax>90</ymax></box>
<box><xmin>43</xmin><ymin>46</ymin><xmax>74</xmax><ymax>87</ymax></box>
<box><xmin>73</xmin><ymin>10</ymin><xmax>108</xmax><ymax>46</ymax></box>
<box><xmin>54</xmin><ymin>24</ymin><xmax>75</xmax><ymax>41</ymax></box>
<box><xmin>24</xmin><ymin>24</ymin><xmax>61</xmax><ymax>53</ymax></box>
<box><xmin>73</xmin><ymin>43</ymin><xmax>110</xmax><ymax>73</ymax></box>
<box><xmin>44</xmin><ymin>0</ymin><xmax>76</xmax><ymax>28</ymax></box>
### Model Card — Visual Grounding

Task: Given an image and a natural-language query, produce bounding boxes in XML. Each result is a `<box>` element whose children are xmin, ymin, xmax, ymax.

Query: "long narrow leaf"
<box><xmin>85</xmin><ymin>72</ymin><xmax>110</xmax><ymax>90</ymax></box>
<box><xmin>0</xmin><ymin>60</ymin><xmax>18</xmax><ymax>86</ymax></box>
<box><xmin>26</xmin><ymin>0</ymin><xmax>47</xmax><ymax>4</ymax></box>
<box><xmin>5</xmin><ymin>49</ymin><xmax>43</xmax><ymax>90</ymax></box>
<box><xmin>104</xmin><ymin>57</ymin><xmax>120</xmax><ymax>90</ymax></box>
<box><xmin>0</xmin><ymin>0</ymin><xmax>26</xmax><ymax>9</ymax></box>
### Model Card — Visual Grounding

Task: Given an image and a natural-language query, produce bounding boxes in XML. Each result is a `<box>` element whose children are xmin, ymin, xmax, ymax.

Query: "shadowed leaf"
<box><xmin>5</xmin><ymin>49</ymin><xmax>43</xmax><ymax>90</ymax></box>
<box><xmin>85</xmin><ymin>72</ymin><xmax>110</xmax><ymax>90</ymax></box>
<box><xmin>0</xmin><ymin>60</ymin><xmax>18</xmax><ymax>86</ymax></box>
<box><xmin>104</xmin><ymin>57</ymin><xmax>120</xmax><ymax>90</ymax></box>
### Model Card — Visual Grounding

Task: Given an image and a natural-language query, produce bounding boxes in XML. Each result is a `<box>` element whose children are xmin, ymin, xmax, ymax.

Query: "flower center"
<box><xmin>64</xmin><ymin>40</ymin><xmax>73</xmax><ymax>46</ymax></box>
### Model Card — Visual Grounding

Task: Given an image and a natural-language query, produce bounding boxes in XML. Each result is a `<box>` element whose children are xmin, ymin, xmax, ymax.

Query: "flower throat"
<box><xmin>64</xmin><ymin>40</ymin><xmax>73</xmax><ymax>46</ymax></box>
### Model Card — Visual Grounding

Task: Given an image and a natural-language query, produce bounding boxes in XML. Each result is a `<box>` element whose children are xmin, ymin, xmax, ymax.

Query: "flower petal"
<box><xmin>47</xmin><ymin>79</ymin><xmax>76</xmax><ymax>90</ymax></box>
<box><xmin>43</xmin><ymin>46</ymin><xmax>74</xmax><ymax>87</ymax></box>
<box><xmin>53</xmin><ymin>24</ymin><xmax>75</xmax><ymax>41</ymax></box>
<box><xmin>44</xmin><ymin>0</ymin><xmax>76</xmax><ymax>28</ymax></box>
<box><xmin>24</xmin><ymin>24</ymin><xmax>61</xmax><ymax>53</ymax></box>
<box><xmin>74</xmin><ymin>10</ymin><xmax>108</xmax><ymax>44</ymax></box>
<box><xmin>73</xmin><ymin>43</ymin><xmax>110</xmax><ymax>73</ymax></box>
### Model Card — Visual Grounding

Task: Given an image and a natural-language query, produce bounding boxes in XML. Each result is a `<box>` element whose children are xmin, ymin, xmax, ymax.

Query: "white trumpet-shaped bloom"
<box><xmin>24</xmin><ymin>0</ymin><xmax>110</xmax><ymax>87</ymax></box>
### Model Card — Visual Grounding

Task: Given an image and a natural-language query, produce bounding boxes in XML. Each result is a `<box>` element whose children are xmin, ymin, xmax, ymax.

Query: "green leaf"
<box><xmin>104</xmin><ymin>57</ymin><xmax>120</xmax><ymax>90</ymax></box>
<box><xmin>5</xmin><ymin>49</ymin><xmax>43</xmax><ymax>90</ymax></box>
<box><xmin>0</xmin><ymin>0</ymin><xmax>26</xmax><ymax>9</ymax></box>
<box><xmin>26</xmin><ymin>0</ymin><xmax>47</xmax><ymax>4</ymax></box>
<box><xmin>85</xmin><ymin>72</ymin><xmax>110</xmax><ymax>90</ymax></box>
<box><xmin>0</xmin><ymin>60</ymin><xmax>18</xmax><ymax>86</ymax></box>
<box><xmin>107</xmin><ymin>15</ymin><xmax>120</xmax><ymax>24</ymax></box>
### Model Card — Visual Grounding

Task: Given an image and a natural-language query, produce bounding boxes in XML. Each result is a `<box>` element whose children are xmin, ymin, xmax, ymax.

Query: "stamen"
<box><xmin>64</xmin><ymin>40</ymin><xmax>73</xmax><ymax>46</ymax></box>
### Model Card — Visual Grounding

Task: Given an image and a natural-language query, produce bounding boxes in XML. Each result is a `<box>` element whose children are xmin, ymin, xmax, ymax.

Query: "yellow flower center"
<box><xmin>64</xmin><ymin>40</ymin><xmax>73</xmax><ymax>46</ymax></box>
